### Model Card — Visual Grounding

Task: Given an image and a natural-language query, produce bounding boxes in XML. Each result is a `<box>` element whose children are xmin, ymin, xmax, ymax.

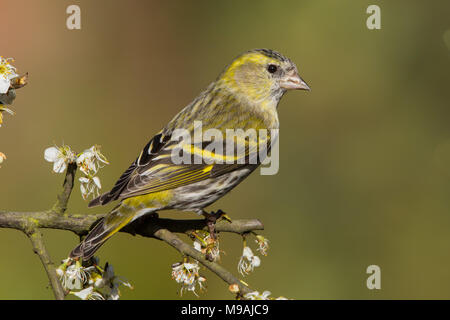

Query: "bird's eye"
<box><xmin>267</xmin><ymin>64</ymin><xmax>278</xmax><ymax>74</ymax></box>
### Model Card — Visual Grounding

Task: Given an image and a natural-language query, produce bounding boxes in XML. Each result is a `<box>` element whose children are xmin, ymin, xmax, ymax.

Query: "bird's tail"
<box><xmin>70</xmin><ymin>204</ymin><xmax>137</xmax><ymax>260</ymax></box>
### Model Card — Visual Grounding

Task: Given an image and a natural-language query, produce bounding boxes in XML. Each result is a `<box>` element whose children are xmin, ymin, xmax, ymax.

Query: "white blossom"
<box><xmin>76</xmin><ymin>152</ymin><xmax>97</xmax><ymax>175</ymax></box>
<box><xmin>244</xmin><ymin>290</ymin><xmax>272</xmax><ymax>300</ymax></box>
<box><xmin>171</xmin><ymin>261</ymin><xmax>206</xmax><ymax>296</ymax></box>
<box><xmin>57</xmin><ymin>259</ymin><xmax>88</xmax><ymax>290</ymax></box>
<box><xmin>44</xmin><ymin>145</ymin><xmax>76</xmax><ymax>173</ymax></box>
<box><xmin>58</xmin><ymin>256</ymin><xmax>132</xmax><ymax>300</ymax></box>
<box><xmin>255</xmin><ymin>235</ymin><xmax>269</xmax><ymax>256</ymax></box>
<box><xmin>238</xmin><ymin>246</ymin><xmax>261</xmax><ymax>276</ymax></box>
<box><xmin>244</xmin><ymin>290</ymin><xmax>289</xmax><ymax>300</ymax></box>
<box><xmin>88</xmin><ymin>145</ymin><xmax>109</xmax><ymax>166</ymax></box>
<box><xmin>93</xmin><ymin>263</ymin><xmax>133</xmax><ymax>300</ymax></box>
<box><xmin>76</xmin><ymin>145</ymin><xmax>109</xmax><ymax>175</ymax></box>
<box><xmin>79</xmin><ymin>176</ymin><xmax>102</xmax><ymax>200</ymax></box>
<box><xmin>44</xmin><ymin>144</ymin><xmax>109</xmax><ymax>200</ymax></box>
<box><xmin>193</xmin><ymin>231</ymin><xmax>221</xmax><ymax>262</ymax></box>
<box><xmin>76</xmin><ymin>145</ymin><xmax>109</xmax><ymax>200</ymax></box>
<box><xmin>0</xmin><ymin>57</ymin><xmax>17</xmax><ymax>94</ymax></box>
<box><xmin>70</xmin><ymin>286</ymin><xmax>104</xmax><ymax>300</ymax></box>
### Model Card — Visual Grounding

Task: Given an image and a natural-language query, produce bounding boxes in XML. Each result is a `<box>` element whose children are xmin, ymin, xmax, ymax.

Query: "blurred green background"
<box><xmin>1</xmin><ymin>0</ymin><xmax>450</xmax><ymax>299</ymax></box>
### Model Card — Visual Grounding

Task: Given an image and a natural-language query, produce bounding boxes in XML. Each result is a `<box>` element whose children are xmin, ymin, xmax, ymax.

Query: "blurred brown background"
<box><xmin>1</xmin><ymin>0</ymin><xmax>450</xmax><ymax>299</ymax></box>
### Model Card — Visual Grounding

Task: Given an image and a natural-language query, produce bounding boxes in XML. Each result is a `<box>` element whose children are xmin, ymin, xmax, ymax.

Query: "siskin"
<box><xmin>70</xmin><ymin>49</ymin><xmax>310</xmax><ymax>260</ymax></box>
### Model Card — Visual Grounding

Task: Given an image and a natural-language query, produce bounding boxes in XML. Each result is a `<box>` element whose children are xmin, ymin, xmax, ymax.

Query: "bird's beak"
<box><xmin>280</xmin><ymin>70</ymin><xmax>311</xmax><ymax>91</ymax></box>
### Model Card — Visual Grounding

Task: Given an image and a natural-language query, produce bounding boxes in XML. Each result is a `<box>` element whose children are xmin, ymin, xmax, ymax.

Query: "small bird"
<box><xmin>70</xmin><ymin>49</ymin><xmax>310</xmax><ymax>260</ymax></box>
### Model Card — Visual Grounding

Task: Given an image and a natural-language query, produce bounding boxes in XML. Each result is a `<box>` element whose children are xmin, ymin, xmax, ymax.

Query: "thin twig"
<box><xmin>26</xmin><ymin>229</ymin><xmax>65</xmax><ymax>300</ymax></box>
<box><xmin>51</xmin><ymin>162</ymin><xmax>77</xmax><ymax>214</ymax></box>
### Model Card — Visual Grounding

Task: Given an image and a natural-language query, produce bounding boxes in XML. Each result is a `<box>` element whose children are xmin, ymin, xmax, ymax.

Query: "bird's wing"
<box><xmin>88</xmin><ymin>127</ymin><xmax>271</xmax><ymax>207</ymax></box>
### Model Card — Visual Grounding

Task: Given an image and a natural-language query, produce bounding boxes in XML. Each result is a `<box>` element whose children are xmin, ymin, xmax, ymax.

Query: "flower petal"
<box><xmin>0</xmin><ymin>77</ymin><xmax>9</xmax><ymax>94</ymax></box>
<box><xmin>193</xmin><ymin>241</ymin><xmax>202</xmax><ymax>252</ymax></box>
<box><xmin>92</xmin><ymin>176</ymin><xmax>102</xmax><ymax>189</ymax></box>
<box><xmin>242</xmin><ymin>246</ymin><xmax>253</xmax><ymax>259</ymax></box>
<box><xmin>53</xmin><ymin>158</ymin><xmax>67</xmax><ymax>173</ymax></box>
<box><xmin>79</xmin><ymin>177</ymin><xmax>90</xmax><ymax>183</ymax></box>
<box><xmin>71</xmin><ymin>287</ymin><xmax>93</xmax><ymax>300</ymax></box>
<box><xmin>44</xmin><ymin>147</ymin><xmax>59</xmax><ymax>162</ymax></box>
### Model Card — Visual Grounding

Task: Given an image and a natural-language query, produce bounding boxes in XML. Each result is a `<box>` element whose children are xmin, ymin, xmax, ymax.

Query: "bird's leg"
<box><xmin>202</xmin><ymin>209</ymin><xmax>226</xmax><ymax>240</ymax></box>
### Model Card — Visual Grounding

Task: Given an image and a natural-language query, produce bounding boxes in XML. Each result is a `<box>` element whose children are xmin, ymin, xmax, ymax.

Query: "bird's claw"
<box><xmin>203</xmin><ymin>209</ymin><xmax>227</xmax><ymax>240</ymax></box>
